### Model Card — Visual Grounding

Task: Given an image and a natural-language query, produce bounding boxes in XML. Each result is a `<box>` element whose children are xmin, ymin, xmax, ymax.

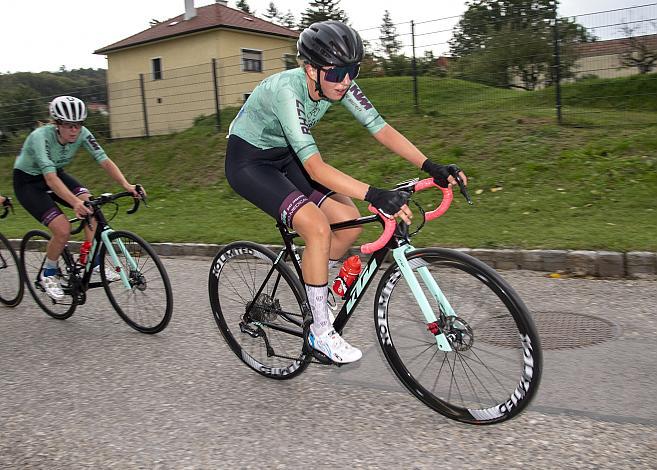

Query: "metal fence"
<box><xmin>1</xmin><ymin>3</ymin><xmax>656</xmax><ymax>154</ymax></box>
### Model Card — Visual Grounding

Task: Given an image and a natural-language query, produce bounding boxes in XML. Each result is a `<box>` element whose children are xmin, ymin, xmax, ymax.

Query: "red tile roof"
<box><xmin>94</xmin><ymin>2</ymin><xmax>298</xmax><ymax>54</ymax></box>
<box><xmin>573</xmin><ymin>34</ymin><xmax>657</xmax><ymax>58</ymax></box>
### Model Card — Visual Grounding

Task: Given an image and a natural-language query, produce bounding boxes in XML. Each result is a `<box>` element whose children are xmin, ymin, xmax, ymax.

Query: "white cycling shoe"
<box><xmin>92</xmin><ymin>265</ymin><xmax>121</xmax><ymax>282</ymax></box>
<box><xmin>39</xmin><ymin>272</ymin><xmax>65</xmax><ymax>301</ymax></box>
<box><xmin>308</xmin><ymin>327</ymin><xmax>362</xmax><ymax>364</ymax></box>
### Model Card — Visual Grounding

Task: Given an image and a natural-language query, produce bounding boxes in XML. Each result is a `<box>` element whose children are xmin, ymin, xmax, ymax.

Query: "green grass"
<box><xmin>1</xmin><ymin>75</ymin><xmax>656</xmax><ymax>252</ymax></box>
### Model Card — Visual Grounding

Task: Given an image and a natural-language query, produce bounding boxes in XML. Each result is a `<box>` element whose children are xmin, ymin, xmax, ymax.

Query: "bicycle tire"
<box><xmin>100</xmin><ymin>230</ymin><xmax>173</xmax><ymax>334</ymax></box>
<box><xmin>374</xmin><ymin>247</ymin><xmax>542</xmax><ymax>424</ymax></box>
<box><xmin>209</xmin><ymin>241</ymin><xmax>310</xmax><ymax>379</ymax></box>
<box><xmin>0</xmin><ymin>233</ymin><xmax>24</xmax><ymax>307</ymax></box>
<box><xmin>20</xmin><ymin>229</ymin><xmax>77</xmax><ymax>319</ymax></box>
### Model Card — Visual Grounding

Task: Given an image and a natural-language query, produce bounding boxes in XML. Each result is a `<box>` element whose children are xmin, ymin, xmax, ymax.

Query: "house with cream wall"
<box><xmin>94</xmin><ymin>0</ymin><xmax>298</xmax><ymax>138</ymax></box>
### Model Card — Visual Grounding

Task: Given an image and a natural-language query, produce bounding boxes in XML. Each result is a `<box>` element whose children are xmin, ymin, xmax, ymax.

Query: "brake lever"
<box><xmin>136</xmin><ymin>184</ymin><xmax>148</xmax><ymax>207</ymax></box>
<box><xmin>127</xmin><ymin>185</ymin><xmax>146</xmax><ymax>214</ymax></box>
<box><xmin>454</xmin><ymin>174</ymin><xmax>473</xmax><ymax>205</ymax></box>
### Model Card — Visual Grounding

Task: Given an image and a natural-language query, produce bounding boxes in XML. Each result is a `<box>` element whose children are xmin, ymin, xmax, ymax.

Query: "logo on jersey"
<box><xmin>295</xmin><ymin>99</ymin><xmax>311</xmax><ymax>135</ymax></box>
<box><xmin>86</xmin><ymin>135</ymin><xmax>100</xmax><ymax>151</ymax></box>
<box><xmin>349</xmin><ymin>84</ymin><xmax>373</xmax><ymax>110</ymax></box>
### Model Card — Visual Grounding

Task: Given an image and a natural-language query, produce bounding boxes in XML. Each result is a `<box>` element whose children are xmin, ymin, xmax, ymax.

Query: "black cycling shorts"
<box><xmin>225</xmin><ymin>135</ymin><xmax>331</xmax><ymax>228</ymax></box>
<box><xmin>13</xmin><ymin>169</ymin><xmax>90</xmax><ymax>226</ymax></box>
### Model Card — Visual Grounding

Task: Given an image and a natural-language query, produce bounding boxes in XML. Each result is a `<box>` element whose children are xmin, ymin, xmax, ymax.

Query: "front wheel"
<box><xmin>100</xmin><ymin>230</ymin><xmax>173</xmax><ymax>334</ymax></box>
<box><xmin>374</xmin><ymin>248</ymin><xmax>542</xmax><ymax>424</ymax></box>
<box><xmin>209</xmin><ymin>241</ymin><xmax>310</xmax><ymax>379</ymax></box>
<box><xmin>20</xmin><ymin>230</ymin><xmax>77</xmax><ymax>319</ymax></box>
<box><xmin>0</xmin><ymin>233</ymin><xmax>24</xmax><ymax>307</ymax></box>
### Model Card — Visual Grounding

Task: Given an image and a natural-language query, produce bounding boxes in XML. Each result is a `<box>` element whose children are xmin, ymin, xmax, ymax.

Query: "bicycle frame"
<box><xmin>239</xmin><ymin>177</ymin><xmax>464</xmax><ymax>355</ymax></box>
<box><xmin>67</xmin><ymin>212</ymin><xmax>137</xmax><ymax>290</ymax></box>
<box><xmin>67</xmin><ymin>195</ymin><xmax>143</xmax><ymax>294</ymax></box>
<box><xmin>247</xmin><ymin>212</ymin><xmax>457</xmax><ymax>353</ymax></box>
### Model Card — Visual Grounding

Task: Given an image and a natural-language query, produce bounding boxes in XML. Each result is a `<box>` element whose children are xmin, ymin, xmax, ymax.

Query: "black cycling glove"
<box><xmin>422</xmin><ymin>159</ymin><xmax>461</xmax><ymax>188</ymax></box>
<box><xmin>364</xmin><ymin>186</ymin><xmax>409</xmax><ymax>218</ymax></box>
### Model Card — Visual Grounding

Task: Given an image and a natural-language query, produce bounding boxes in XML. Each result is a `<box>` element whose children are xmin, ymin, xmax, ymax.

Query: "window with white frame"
<box><xmin>242</xmin><ymin>49</ymin><xmax>262</xmax><ymax>72</ymax></box>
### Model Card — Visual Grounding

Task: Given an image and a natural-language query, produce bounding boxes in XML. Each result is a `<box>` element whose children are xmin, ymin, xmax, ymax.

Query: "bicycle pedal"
<box><xmin>302</xmin><ymin>331</ymin><xmax>339</xmax><ymax>366</ymax></box>
<box><xmin>310</xmin><ymin>346</ymin><xmax>335</xmax><ymax>365</ymax></box>
<box><xmin>240</xmin><ymin>321</ymin><xmax>261</xmax><ymax>338</ymax></box>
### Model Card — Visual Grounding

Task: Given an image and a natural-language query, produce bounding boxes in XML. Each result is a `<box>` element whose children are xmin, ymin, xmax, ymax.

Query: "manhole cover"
<box><xmin>478</xmin><ymin>311</ymin><xmax>619</xmax><ymax>350</ymax></box>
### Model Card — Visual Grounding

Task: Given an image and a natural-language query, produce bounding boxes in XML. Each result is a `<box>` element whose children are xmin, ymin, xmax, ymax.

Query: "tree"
<box><xmin>0</xmin><ymin>68</ymin><xmax>108</xmax><ymax>134</ymax></box>
<box><xmin>379</xmin><ymin>10</ymin><xmax>402</xmax><ymax>58</ymax></box>
<box><xmin>299</xmin><ymin>0</ymin><xmax>348</xmax><ymax>30</ymax></box>
<box><xmin>450</xmin><ymin>0</ymin><xmax>557</xmax><ymax>56</ymax></box>
<box><xmin>236</xmin><ymin>0</ymin><xmax>253</xmax><ymax>15</ymax></box>
<box><xmin>619</xmin><ymin>25</ymin><xmax>657</xmax><ymax>74</ymax></box>
<box><xmin>416</xmin><ymin>51</ymin><xmax>446</xmax><ymax>77</ymax></box>
<box><xmin>0</xmin><ymin>85</ymin><xmax>42</xmax><ymax>134</ymax></box>
<box><xmin>449</xmin><ymin>0</ymin><xmax>593</xmax><ymax>89</ymax></box>
<box><xmin>262</xmin><ymin>2</ymin><xmax>296</xmax><ymax>29</ymax></box>
<box><xmin>281</xmin><ymin>10</ymin><xmax>297</xmax><ymax>30</ymax></box>
<box><xmin>263</xmin><ymin>2</ymin><xmax>279</xmax><ymax>22</ymax></box>
<box><xmin>359</xmin><ymin>39</ymin><xmax>379</xmax><ymax>77</ymax></box>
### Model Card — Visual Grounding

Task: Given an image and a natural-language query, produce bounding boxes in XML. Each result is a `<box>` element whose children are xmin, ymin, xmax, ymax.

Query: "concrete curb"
<box><xmin>8</xmin><ymin>239</ymin><xmax>655</xmax><ymax>280</ymax></box>
<box><xmin>151</xmin><ymin>242</ymin><xmax>656</xmax><ymax>279</ymax></box>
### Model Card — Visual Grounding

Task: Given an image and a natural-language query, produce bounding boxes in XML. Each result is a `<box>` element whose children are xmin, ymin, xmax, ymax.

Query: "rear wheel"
<box><xmin>209</xmin><ymin>241</ymin><xmax>310</xmax><ymax>379</ymax></box>
<box><xmin>375</xmin><ymin>248</ymin><xmax>542</xmax><ymax>424</ymax></box>
<box><xmin>100</xmin><ymin>230</ymin><xmax>173</xmax><ymax>334</ymax></box>
<box><xmin>0</xmin><ymin>233</ymin><xmax>24</xmax><ymax>307</ymax></box>
<box><xmin>20</xmin><ymin>230</ymin><xmax>77</xmax><ymax>319</ymax></box>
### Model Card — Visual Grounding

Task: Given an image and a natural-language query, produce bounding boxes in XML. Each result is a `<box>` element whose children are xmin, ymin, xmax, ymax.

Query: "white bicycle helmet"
<box><xmin>49</xmin><ymin>96</ymin><xmax>87</xmax><ymax>122</ymax></box>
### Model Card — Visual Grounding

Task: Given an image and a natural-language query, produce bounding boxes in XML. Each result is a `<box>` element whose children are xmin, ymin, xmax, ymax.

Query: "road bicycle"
<box><xmin>20</xmin><ymin>187</ymin><xmax>173</xmax><ymax>334</ymax></box>
<box><xmin>0</xmin><ymin>197</ymin><xmax>24</xmax><ymax>307</ymax></box>
<box><xmin>208</xmin><ymin>176</ymin><xmax>542</xmax><ymax>424</ymax></box>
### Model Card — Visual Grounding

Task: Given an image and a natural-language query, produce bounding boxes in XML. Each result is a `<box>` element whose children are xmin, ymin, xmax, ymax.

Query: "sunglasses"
<box><xmin>58</xmin><ymin>121</ymin><xmax>83</xmax><ymax>130</ymax></box>
<box><xmin>321</xmin><ymin>63</ymin><xmax>360</xmax><ymax>83</ymax></box>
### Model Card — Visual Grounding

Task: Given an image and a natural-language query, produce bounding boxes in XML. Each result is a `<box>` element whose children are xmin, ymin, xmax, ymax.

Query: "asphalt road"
<box><xmin>1</xmin><ymin>256</ymin><xmax>655</xmax><ymax>469</ymax></box>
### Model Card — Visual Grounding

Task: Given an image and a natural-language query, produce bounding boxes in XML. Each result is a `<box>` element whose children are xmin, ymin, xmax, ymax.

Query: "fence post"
<box><xmin>211</xmin><ymin>58</ymin><xmax>221</xmax><ymax>132</ymax></box>
<box><xmin>411</xmin><ymin>20</ymin><xmax>419</xmax><ymax>112</ymax></box>
<box><xmin>552</xmin><ymin>8</ymin><xmax>563</xmax><ymax>125</ymax></box>
<box><xmin>139</xmin><ymin>73</ymin><xmax>150</xmax><ymax>137</ymax></box>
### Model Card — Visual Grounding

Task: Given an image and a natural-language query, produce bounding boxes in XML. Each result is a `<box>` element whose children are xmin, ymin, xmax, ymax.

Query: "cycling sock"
<box><xmin>328</xmin><ymin>259</ymin><xmax>339</xmax><ymax>269</ymax></box>
<box><xmin>43</xmin><ymin>258</ymin><xmax>58</xmax><ymax>277</ymax></box>
<box><xmin>306</xmin><ymin>283</ymin><xmax>331</xmax><ymax>336</ymax></box>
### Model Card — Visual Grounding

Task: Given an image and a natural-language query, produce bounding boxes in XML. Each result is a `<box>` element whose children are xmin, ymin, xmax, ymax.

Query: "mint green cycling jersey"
<box><xmin>228</xmin><ymin>67</ymin><xmax>387</xmax><ymax>163</ymax></box>
<box><xmin>14</xmin><ymin>124</ymin><xmax>108</xmax><ymax>176</ymax></box>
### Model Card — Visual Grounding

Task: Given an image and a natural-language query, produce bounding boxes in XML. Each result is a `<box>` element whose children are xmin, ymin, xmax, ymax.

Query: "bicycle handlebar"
<box><xmin>91</xmin><ymin>184</ymin><xmax>145</xmax><ymax>211</ymax></box>
<box><xmin>70</xmin><ymin>185</ymin><xmax>146</xmax><ymax>229</ymax></box>
<box><xmin>360</xmin><ymin>178</ymin><xmax>455</xmax><ymax>255</ymax></box>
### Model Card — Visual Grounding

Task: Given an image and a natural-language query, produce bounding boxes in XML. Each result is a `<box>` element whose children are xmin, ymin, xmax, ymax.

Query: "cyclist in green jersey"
<box><xmin>226</xmin><ymin>21</ymin><xmax>466</xmax><ymax>363</ymax></box>
<box><xmin>13</xmin><ymin>96</ymin><xmax>143</xmax><ymax>300</ymax></box>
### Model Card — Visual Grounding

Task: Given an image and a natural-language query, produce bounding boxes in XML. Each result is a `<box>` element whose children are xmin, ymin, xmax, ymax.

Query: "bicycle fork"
<box><xmin>99</xmin><ymin>229</ymin><xmax>138</xmax><ymax>290</ymax></box>
<box><xmin>392</xmin><ymin>245</ymin><xmax>455</xmax><ymax>352</ymax></box>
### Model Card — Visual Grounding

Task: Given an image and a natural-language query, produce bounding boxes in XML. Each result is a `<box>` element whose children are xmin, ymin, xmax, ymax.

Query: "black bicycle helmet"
<box><xmin>297</xmin><ymin>20</ymin><xmax>364</xmax><ymax>67</ymax></box>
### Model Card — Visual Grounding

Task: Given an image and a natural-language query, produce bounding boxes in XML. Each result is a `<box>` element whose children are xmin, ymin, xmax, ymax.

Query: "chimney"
<box><xmin>216</xmin><ymin>0</ymin><xmax>228</xmax><ymax>5</ymax></box>
<box><xmin>184</xmin><ymin>0</ymin><xmax>197</xmax><ymax>20</ymax></box>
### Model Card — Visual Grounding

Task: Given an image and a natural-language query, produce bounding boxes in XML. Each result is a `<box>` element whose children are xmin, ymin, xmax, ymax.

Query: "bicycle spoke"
<box><xmin>209</xmin><ymin>242</ymin><xmax>309</xmax><ymax>379</ymax></box>
<box><xmin>375</xmin><ymin>248</ymin><xmax>542</xmax><ymax>424</ymax></box>
<box><xmin>0</xmin><ymin>234</ymin><xmax>23</xmax><ymax>307</ymax></box>
<box><xmin>102</xmin><ymin>230</ymin><xmax>172</xmax><ymax>334</ymax></box>
<box><xmin>19</xmin><ymin>230</ymin><xmax>76</xmax><ymax>318</ymax></box>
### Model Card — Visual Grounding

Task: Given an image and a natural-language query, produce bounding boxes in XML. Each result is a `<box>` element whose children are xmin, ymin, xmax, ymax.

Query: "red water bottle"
<box><xmin>332</xmin><ymin>255</ymin><xmax>362</xmax><ymax>297</ymax></box>
<box><xmin>79</xmin><ymin>240</ymin><xmax>92</xmax><ymax>265</ymax></box>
